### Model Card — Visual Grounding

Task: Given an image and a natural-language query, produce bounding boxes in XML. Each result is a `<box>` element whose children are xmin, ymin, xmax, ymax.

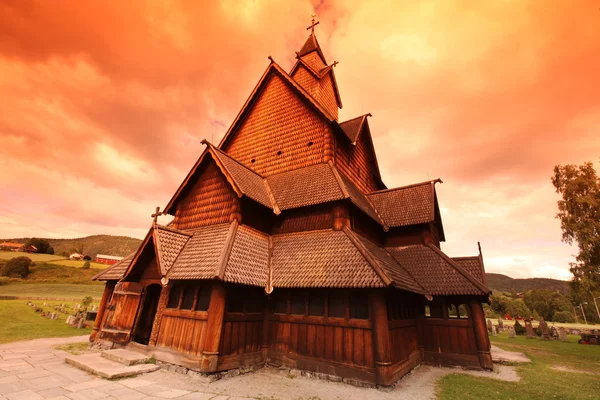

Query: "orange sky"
<box><xmin>1</xmin><ymin>0</ymin><xmax>599</xmax><ymax>280</ymax></box>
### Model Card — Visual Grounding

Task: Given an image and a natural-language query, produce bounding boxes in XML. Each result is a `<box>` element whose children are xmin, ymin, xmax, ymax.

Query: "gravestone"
<box><xmin>77</xmin><ymin>318</ymin><xmax>85</xmax><ymax>329</ymax></box>
<box><xmin>66</xmin><ymin>315</ymin><xmax>74</xmax><ymax>325</ymax></box>
<box><xmin>559</xmin><ymin>327</ymin><xmax>567</xmax><ymax>342</ymax></box>
<box><xmin>508</xmin><ymin>326</ymin><xmax>516</xmax><ymax>339</ymax></box>
<box><xmin>525</xmin><ymin>319</ymin><xmax>535</xmax><ymax>339</ymax></box>
<box><xmin>487</xmin><ymin>319</ymin><xmax>493</xmax><ymax>333</ymax></box>
<box><xmin>497</xmin><ymin>318</ymin><xmax>504</xmax><ymax>332</ymax></box>
<box><xmin>540</xmin><ymin>318</ymin><xmax>551</xmax><ymax>340</ymax></box>
<box><xmin>491</xmin><ymin>326</ymin><xmax>497</xmax><ymax>336</ymax></box>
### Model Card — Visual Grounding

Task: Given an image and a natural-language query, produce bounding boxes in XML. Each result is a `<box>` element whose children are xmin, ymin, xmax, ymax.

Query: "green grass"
<box><xmin>0</xmin><ymin>251</ymin><xmax>67</xmax><ymax>262</ymax></box>
<box><xmin>48</xmin><ymin>259</ymin><xmax>107</xmax><ymax>269</ymax></box>
<box><xmin>499</xmin><ymin>319</ymin><xmax>598</xmax><ymax>330</ymax></box>
<box><xmin>55</xmin><ymin>342</ymin><xmax>90</xmax><ymax>354</ymax></box>
<box><xmin>438</xmin><ymin>332</ymin><xmax>600</xmax><ymax>399</ymax></box>
<box><xmin>0</xmin><ymin>283</ymin><xmax>104</xmax><ymax>299</ymax></box>
<box><xmin>0</xmin><ymin>300</ymin><xmax>93</xmax><ymax>344</ymax></box>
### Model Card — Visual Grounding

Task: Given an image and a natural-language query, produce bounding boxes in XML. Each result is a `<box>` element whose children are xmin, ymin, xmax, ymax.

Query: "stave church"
<box><xmin>91</xmin><ymin>21</ymin><xmax>493</xmax><ymax>386</ymax></box>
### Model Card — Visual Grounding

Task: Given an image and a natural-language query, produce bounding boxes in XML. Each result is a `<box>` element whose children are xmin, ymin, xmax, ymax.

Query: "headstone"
<box><xmin>77</xmin><ymin>318</ymin><xmax>85</xmax><ymax>329</ymax></box>
<box><xmin>487</xmin><ymin>319</ymin><xmax>493</xmax><ymax>333</ymax></box>
<box><xmin>508</xmin><ymin>326</ymin><xmax>516</xmax><ymax>339</ymax></box>
<box><xmin>525</xmin><ymin>319</ymin><xmax>535</xmax><ymax>339</ymax></box>
<box><xmin>491</xmin><ymin>326</ymin><xmax>497</xmax><ymax>336</ymax></box>
<box><xmin>551</xmin><ymin>326</ymin><xmax>559</xmax><ymax>339</ymax></box>
<box><xmin>559</xmin><ymin>327</ymin><xmax>567</xmax><ymax>342</ymax></box>
<box><xmin>497</xmin><ymin>318</ymin><xmax>504</xmax><ymax>332</ymax></box>
<box><xmin>540</xmin><ymin>318</ymin><xmax>551</xmax><ymax>340</ymax></box>
<box><xmin>65</xmin><ymin>315</ymin><xmax>74</xmax><ymax>325</ymax></box>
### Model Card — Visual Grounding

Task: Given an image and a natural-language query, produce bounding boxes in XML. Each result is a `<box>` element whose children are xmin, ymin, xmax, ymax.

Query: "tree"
<box><xmin>24</xmin><ymin>238</ymin><xmax>51</xmax><ymax>254</ymax></box>
<box><xmin>46</xmin><ymin>247</ymin><xmax>54</xmax><ymax>255</ymax></box>
<box><xmin>82</xmin><ymin>261</ymin><xmax>90</xmax><ymax>269</ymax></box>
<box><xmin>552</xmin><ymin>162</ymin><xmax>600</xmax><ymax>289</ymax></box>
<box><xmin>1</xmin><ymin>256</ymin><xmax>31</xmax><ymax>278</ymax></box>
<box><xmin>553</xmin><ymin>311</ymin><xmax>576</xmax><ymax>323</ymax></box>
<box><xmin>523</xmin><ymin>289</ymin><xmax>572</xmax><ymax>321</ymax></box>
<box><xmin>83</xmin><ymin>255</ymin><xmax>91</xmax><ymax>261</ymax></box>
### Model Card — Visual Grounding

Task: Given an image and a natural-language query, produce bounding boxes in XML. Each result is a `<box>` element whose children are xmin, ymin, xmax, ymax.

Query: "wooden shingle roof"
<box><xmin>92</xmin><ymin>252</ymin><xmax>135</xmax><ymax>281</ymax></box>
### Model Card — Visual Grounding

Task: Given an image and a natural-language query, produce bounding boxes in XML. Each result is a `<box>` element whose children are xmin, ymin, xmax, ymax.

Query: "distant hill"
<box><xmin>486</xmin><ymin>273</ymin><xmax>571</xmax><ymax>295</ymax></box>
<box><xmin>1</xmin><ymin>235</ymin><xmax>142</xmax><ymax>259</ymax></box>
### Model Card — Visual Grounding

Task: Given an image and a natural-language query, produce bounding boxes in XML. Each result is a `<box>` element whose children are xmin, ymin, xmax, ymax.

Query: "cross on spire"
<box><xmin>307</xmin><ymin>15</ymin><xmax>319</xmax><ymax>33</ymax></box>
<box><xmin>151</xmin><ymin>206</ymin><xmax>162</xmax><ymax>224</ymax></box>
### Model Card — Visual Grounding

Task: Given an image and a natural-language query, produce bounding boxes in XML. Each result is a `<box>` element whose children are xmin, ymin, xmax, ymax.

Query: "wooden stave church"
<box><xmin>91</xmin><ymin>25</ymin><xmax>493</xmax><ymax>386</ymax></box>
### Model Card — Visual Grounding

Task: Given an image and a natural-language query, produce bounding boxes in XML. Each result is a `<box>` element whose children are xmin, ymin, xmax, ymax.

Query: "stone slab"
<box><xmin>490</xmin><ymin>345</ymin><xmax>531</xmax><ymax>364</ymax></box>
<box><xmin>101</xmin><ymin>349</ymin><xmax>151</xmax><ymax>366</ymax></box>
<box><xmin>64</xmin><ymin>353</ymin><xmax>160</xmax><ymax>379</ymax></box>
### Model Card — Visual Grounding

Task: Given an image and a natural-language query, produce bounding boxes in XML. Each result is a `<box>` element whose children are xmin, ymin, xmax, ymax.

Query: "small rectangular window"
<box><xmin>290</xmin><ymin>291</ymin><xmax>305</xmax><ymax>315</ymax></box>
<box><xmin>458</xmin><ymin>304</ymin><xmax>469</xmax><ymax>319</ymax></box>
<box><xmin>447</xmin><ymin>304</ymin><xmax>458</xmax><ymax>318</ymax></box>
<box><xmin>308</xmin><ymin>293</ymin><xmax>324</xmax><ymax>316</ymax></box>
<box><xmin>180</xmin><ymin>286</ymin><xmax>195</xmax><ymax>310</ymax></box>
<box><xmin>424</xmin><ymin>305</ymin><xmax>431</xmax><ymax>317</ymax></box>
<box><xmin>273</xmin><ymin>291</ymin><xmax>288</xmax><ymax>314</ymax></box>
<box><xmin>328</xmin><ymin>292</ymin><xmax>346</xmax><ymax>318</ymax></box>
<box><xmin>195</xmin><ymin>286</ymin><xmax>211</xmax><ymax>311</ymax></box>
<box><xmin>349</xmin><ymin>292</ymin><xmax>369</xmax><ymax>320</ymax></box>
<box><xmin>167</xmin><ymin>285</ymin><xmax>182</xmax><ymax>308</ymax></box>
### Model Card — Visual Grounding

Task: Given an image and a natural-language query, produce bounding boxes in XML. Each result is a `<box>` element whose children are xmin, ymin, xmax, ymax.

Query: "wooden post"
<box><xmin>90</xmin><ymin>282</ymin><xmax>115</xmax><ymax>342</ymax></box>
<box><xmin>370</xmin><ymin>289</ymin><xmax>392</xmax><ymax>385</ymax></box>
<box><xmin>261</xmin><ymin>299</ymin><xmax>270</xmax><ymax>360</ymax></box>
<box><xmin>469</xmin><ymin>300</ymin><xmax>493</xmax><ymax>370</ymax></box>
<box><xmin>148</xmin><ymin>285</ymin><xmax>170</xmax><ymax>346</ymax></box>
<box><xmin>332</xmin><ymin>202</ymin><xmax>350</xmax><ymax>231</ymax></box>
<box><xmin>201</xmin><ymin>281</ymin><xmax>227</xmax><ymax>372</ymax></box>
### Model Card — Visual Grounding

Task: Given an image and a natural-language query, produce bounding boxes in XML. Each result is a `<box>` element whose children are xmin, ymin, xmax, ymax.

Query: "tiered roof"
<box><xmin>96</xmin><ymin>25</ymin><xmax>489</xmax><ymax>299</ymax></box>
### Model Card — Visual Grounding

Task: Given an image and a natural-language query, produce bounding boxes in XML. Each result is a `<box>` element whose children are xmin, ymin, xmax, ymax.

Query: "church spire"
<box><xmin>297</xmin><ymin>16</ymin><xmax>327</xmax><ymax>66</ymax></box>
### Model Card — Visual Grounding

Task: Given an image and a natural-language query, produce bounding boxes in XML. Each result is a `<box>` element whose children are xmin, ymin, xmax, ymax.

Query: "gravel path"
<box><xmin>0</xmin><ymin>336</ymin><xmax>519</xmax><ymax>400</ymax></box>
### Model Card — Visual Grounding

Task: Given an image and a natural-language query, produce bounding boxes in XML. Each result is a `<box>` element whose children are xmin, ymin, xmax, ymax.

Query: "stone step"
<box><xmin>101</xmin><ymin>348</ymin><xmax>152</xmax><ymax>366</ymax></box>
<box><xmin>65</xmin><ymin>353</ymin><xmax>160</xmax><ymax>379</ymax></box>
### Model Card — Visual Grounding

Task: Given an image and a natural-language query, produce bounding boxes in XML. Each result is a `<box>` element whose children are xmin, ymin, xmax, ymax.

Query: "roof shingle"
<box><xmin>367</xmin><ymin>182</ymin><xmax>436</xmax><ymax>227</ymax></box>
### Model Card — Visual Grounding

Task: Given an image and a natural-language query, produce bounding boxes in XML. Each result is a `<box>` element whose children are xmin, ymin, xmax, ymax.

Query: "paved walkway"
<box><xmin>0</xmin><ymin>336</ymin><xmax>518</xmax><ymax>400</ymax></box>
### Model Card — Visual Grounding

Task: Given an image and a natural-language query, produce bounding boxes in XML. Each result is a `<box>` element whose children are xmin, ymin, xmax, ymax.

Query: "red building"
<box><xmin>95</xmin><ymin>254</ymin><xmax>124</xmax><ymax>265</ymax></box>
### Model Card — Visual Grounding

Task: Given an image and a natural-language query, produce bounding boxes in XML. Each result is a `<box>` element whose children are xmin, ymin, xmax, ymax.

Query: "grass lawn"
<box><xmin>0</xmin><ymin>300</ymin><xmax>93</xmax><ymax>344</ymax></box>
<box><xmin>0</xmin><ymin>251</ymin><xmax>66</xmax><ymax>262</ymax></box>
<box><xmin>48</xmin><ymin>259</ymin><xmax>108</xmax><ymax>269</ymax></box>
<box><xmin>438</xmin><ymin>332</ymin><xmax>600</xmax><ymax>399</ymax></box>
<box><xmin>0</xmin><ymin>283</ymin><xmax>105</xmax><ymax>299</ymax></box>
<box><xmin>499</xmin><ymin>319</ymin><xmax>598</xmax><ymax>330</ymax></box>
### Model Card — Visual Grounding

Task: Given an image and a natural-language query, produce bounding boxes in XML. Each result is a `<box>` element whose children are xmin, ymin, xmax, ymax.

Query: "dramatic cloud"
<box><xmin>1</xmin><ymin>0</ymin><xmax>598</xmax><ymax>279</ymax></box>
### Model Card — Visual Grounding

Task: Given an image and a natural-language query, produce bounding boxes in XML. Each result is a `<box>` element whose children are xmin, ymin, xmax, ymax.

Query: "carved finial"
<box><xmin>151</xmin><ymin>206</ymin><xmax>162</xmax><ymax>224</ymax></box>
<box><xmin>307</xmin><ymin>15</ymin><xmax>319</xmax><ymax>33</ymax></box>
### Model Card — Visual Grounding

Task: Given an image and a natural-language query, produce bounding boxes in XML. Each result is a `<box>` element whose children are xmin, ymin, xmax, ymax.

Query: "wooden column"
<box><xmin>261</xmin><ymin>300</ymin><xmax>270</xmax><ymax>360</ymax></box>
<box><xmin>90</xmin><ymin>281</ymin><xmax>115</xmax><ymax>342</ymax></box>
<box><xmin>148</xmin><ymin>284</ymin><xmax>170</xmax><ymax>346</ymax></box>
<box><xmin>201</xmin><ymin>281</ymin><xmax>227</xmax><ymax>372</ymax></box>
<box><xmin>332</xmin><ymin>202</ymin><xmax>350</xmax><ymax>231</ymax></box>
<box><xmin>370</xmin><ymin>289</ymin><xmax>393</xmax><ymax>385</ymax></box>
<box><xmin>469</xmin><ymin>300</ymin><xmax>493</xmax><ymax>370</ymax></box>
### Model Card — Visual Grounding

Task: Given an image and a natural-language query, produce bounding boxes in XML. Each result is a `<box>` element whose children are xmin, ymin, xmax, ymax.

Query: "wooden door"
<box><xmin>99</xmin><ymin>282</ymin><xmax>143</xmax><ymax>343</ymax></box>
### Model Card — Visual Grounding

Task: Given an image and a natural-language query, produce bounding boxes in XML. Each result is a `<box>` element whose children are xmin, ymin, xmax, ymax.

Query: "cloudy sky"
<box><xmin>1</xmin><ymin>0</ymin><xmax>598</xmax><ymax>280</ymax></box>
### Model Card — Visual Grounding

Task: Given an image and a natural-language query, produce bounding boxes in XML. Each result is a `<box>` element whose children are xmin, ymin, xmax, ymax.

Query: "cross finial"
<box><xmin>307</xmin><ymin>15</ymin><xmax>319</xmax><ymax>33</ymax></box>
<box><xmin>332</xmin><ymin>61</ymin><xmax>339</xmax><ymax>67</ymax></box>
<box><xmin>151</xmin><ymin>206</ymin><xmax>162</xmax><ymax>224</ymax></box>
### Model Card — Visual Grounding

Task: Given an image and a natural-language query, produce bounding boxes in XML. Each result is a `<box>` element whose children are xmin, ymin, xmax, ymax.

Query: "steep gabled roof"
<box><xmin>338</xmin><ymin>114</ymin><xmax>371</xmax><ymax>144</ymax></box>
<box><xmin>367</xmin><ymin>180</ymin><xmax>444</xmax><ymax>237</ymax></box>
<box><xmin>289</xmin><ymin>58</ymin><xmax>343</xmax><ymax>109</ymax></box>
<box><xmin>153</xmin><ymin>225</ymin><xmax>191</xmax><ymax>276</ymax></box>
<box><xmin>387</xmin><ymin>244</ymin><xmax>489</xmax><ymax>296</ymax></box>
<box><xmin>297</xmin><ymin>33</ymin><xmax>327</xmax><ymax>65</ymax></box>
<box><xmin>164</xmin><ymin>142</ymin><xmax>278</xmax><ymax>216</ymax></box>
<box><xmin>92</xmin><ymin>251</ymin><xmax>135</xmax><ymax>281</ymax></box>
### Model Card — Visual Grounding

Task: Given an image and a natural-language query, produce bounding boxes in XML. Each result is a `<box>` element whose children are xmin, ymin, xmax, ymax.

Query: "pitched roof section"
<box><xmin>452</xmin><ymin>256</ymin><xmax>487</xmax><ymax>287</ymax></box>
<box><xmin>367</xmin><ymin>180</ymin><xmax>440</xmax><ymax>228</ymax></box>
<box><xmin>338</xmin><ymin>114</ymin><xmax>370</xmax><ymax>145</ymax></box>
<box><xmin>154</xmin><ymin>225</ymin><xmax>191</xmax><ymax>276</ymax></box>
<box><xmin>92</xmin><ymin>251</ymin><xmax>135</xmax><ymax>281</ymax></box>
<box><xmin>386</xmin><ymin>244</ymin><xmax>489</xmax><ymax>296</ymax></box>
<box><xmin>271</xmin><ymin>229</ymin><xmax>385</xmax><ymax>288</ymax></box>
<box><xmin>223</xmin><ymin>224</ymin><xmax>270</xmax><ymax>287</ymax></box>
<box><xmin>297</xmin><ymin>33</ymin><xmax>327</xmax><ymax>65</ymax></box>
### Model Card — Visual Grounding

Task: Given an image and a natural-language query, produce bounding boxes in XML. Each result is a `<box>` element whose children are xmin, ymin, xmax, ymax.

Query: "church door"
<box><xmin>133</xmin><ymin>284</ymin><xmax>162</xmax><ymax>345</ymax></box>
<box><xmin>99</xmin><ymin>281</ymin><xmax>143</xmax><ymax>343</ymax></box>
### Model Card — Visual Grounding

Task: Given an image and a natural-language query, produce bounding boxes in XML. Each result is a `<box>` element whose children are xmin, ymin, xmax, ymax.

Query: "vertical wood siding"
<box><xmin>419</xmin><ymin>319</ymin><xmax>478</xmax><ymax>356</ymax></box>
<box><xmin>173</xmin><ymin>161</ymin><xmax>239</xmax><ymax>230</ymax></box>
<box><xmin>155</xmin><ymin>311</ymin><xmax>209</xmax><ymax>356</ymax></box>
<box><xmin>224</xmin><ymin>74</ymin><xmax>332</xmax><ymax>176</ymax></box>
<box><xmin>272</xmin><ymin>204</ymin><xmax>334</xmax><ymax>234</ymax></box>
<box><xmin>219</xmin><ymin>316</ymin><xmax>264</xmax><ymax>356</ymax></box>
<box><xmin>335</xmin><ymin>128</ymin><xmax>380</xmax><ymax>194</ymax></box>
<box><xmin>389</xmin><ymin>320</ymin><xmax>419</xmax><ymax>364</ymax></box>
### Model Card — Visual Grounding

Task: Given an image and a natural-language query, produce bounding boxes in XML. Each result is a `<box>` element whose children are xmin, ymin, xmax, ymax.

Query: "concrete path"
<box><xmin>0</xmin><ymin>336</ymin><xmax>519</xmax><ymax>400</ymax></box>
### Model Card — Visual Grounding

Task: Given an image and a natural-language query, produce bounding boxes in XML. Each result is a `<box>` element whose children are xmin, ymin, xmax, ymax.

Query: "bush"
<box><xmin>83</xmin><ymin>255</ymin><xmax>91</xmax><ymax>261</ymax></box>
<box><xmin>46</xmin><ymin>247</ymin><xmax>54</xmax><ymax>255</ymax></box>
<box><xmin>553</xmin><ymin>311</ymin><xmax>576</xmax><ymax>323</ymax></box>
<box><xmin>82</xmin><ymin>261</ymin><xmax>91</xmax><ymax>269</ymax></box>
<box><xmin>514</xmin><ymin>320</ymin><xmax>526</xmax><ymax>335</ymax></box>
<box><xmin>1</xmin><ymin>256</ymin><xmax>32</xmax><ymax>278</ymax></box>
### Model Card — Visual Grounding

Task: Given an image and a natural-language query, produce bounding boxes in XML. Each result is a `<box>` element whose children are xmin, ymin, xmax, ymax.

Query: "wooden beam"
<box><xmin>469</xmin><ymin>300</ymin><xmax>493</xmax><ymax>370</ymax></box>
<box><xmin>201</xmin><ymin>281</ymin><xmax>227</xmax><ymax>372</ymax></box>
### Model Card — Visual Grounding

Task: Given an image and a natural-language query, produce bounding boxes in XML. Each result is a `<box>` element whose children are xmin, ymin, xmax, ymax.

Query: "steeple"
<box><xmin>290</xmin><ymin>17</ymin><xmax>342</xmax><ymax>119</ymax></box>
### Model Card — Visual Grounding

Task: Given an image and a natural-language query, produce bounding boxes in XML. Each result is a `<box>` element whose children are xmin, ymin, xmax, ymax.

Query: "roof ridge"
<box><xmin>381</xmin><ymin>244</ymin><xmax>429</xmax><ymax>295</ymax></box>
<box><xmin>327</xmin><ymin>161</ymin><xmax>350</xmax><ymax>199</ymax></box>
<box><xmin>368</xmin><ymin>179</ymin><xmax>443</xmax><ymax>195</ymax></box>
<box><xmin>451</xmin><ymin>255</ymin><xmax>481</xmax><ymax>261</ymax></box>
<box><xmin>207</xmin><ymin>141</ymin><xmax>267</xmax><ymax>179</ymax></box>
<box><xmin>216</xmin><ymin>220</ymin><xmax>239</xmax><ymax>280</ymax></box>
<box><xmin>155</xmin><ymin>223</ymin><xmax>193</xmax><ymax>237</ymax></box>
<box><xmin>263</xmin><ymin>178</ymin><xmax>281</xmax><ymax>214</ymax></box>
<box><xmin>266</xmin><ymin>236</ymin><xmax>274</xmax><ymax>294</ymax></box>
<box><xmin>342</xmin><ymin>226</ymin><xmax>393</xmax><ymax>287</ymax></box>
<box><xmin>271</xmin><ymin>227</ymin><xmax>335</xmax><ymax>238</ymax></box>
<box><xmin>92</xmin><ymin>252</ymin><xmax>135</xmax><ymax>280</ymax></box>
<box><xmin>426</xmin><ymin>243</ymin><xmax>490</xmax><ymax>295</ymax></box>
<box><xmin>120</xmin><ymin>226</ymin><xmax>155</xmax><ymax>281</ymax></box>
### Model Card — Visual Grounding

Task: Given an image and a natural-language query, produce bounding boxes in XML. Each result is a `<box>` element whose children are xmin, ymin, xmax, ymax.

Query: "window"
<box><xmin>180</xmin><ymin>286</ymin><xmax>195</xmax><ymax>310</ymax></box>
<box><xmin>167</xmin><ymin>285</ymin><xmax>182</xmax><ymax>308</ymax></box>
<box><xmin>447</xmin><ymin>304</ymin><xmax>458</xmax><ymax>318</ymax></box>
<box><xmin>424</xmin><ymin>305</ymin><xmax>431</xmax><ymax>317</ymax></box>
<box><xmin>349</xmin><ymin>292</ymin><xmax>369</xmax><ymax>320</ymax></box>
<box><xmin>195</xmin><ymin>286</ymin><xmax>211</xmax><ymax>311</ymax></box>
<box><xmin>328</xmin><ymin>292</ymin><xmax>346</xmax><ymax>318</ymax></box>
<box><xmin>273</xmin><ymin>291</ymin><xmax>288</xmax><ymax>314</ymax></box>
<box><xmin>458</xmin><ymin>304</ymin><xmax>469</xmax><ymax>319</ymax></box>
<box><xmin>290</xmin><ymin>291</ymin><xmax>305</xmax><ymax>315</ymax></box>
<box><xmin>308</xmin><ymin>293</ymin><xmax>324</xmax><ymax>316</ymax></box>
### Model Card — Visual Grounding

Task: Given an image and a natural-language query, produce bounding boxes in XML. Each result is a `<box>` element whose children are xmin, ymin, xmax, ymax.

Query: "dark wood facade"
<box><xmin>92</xmin><ymin>24</ymin><xmax>492</xmax><ymax>387</ymax></box>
